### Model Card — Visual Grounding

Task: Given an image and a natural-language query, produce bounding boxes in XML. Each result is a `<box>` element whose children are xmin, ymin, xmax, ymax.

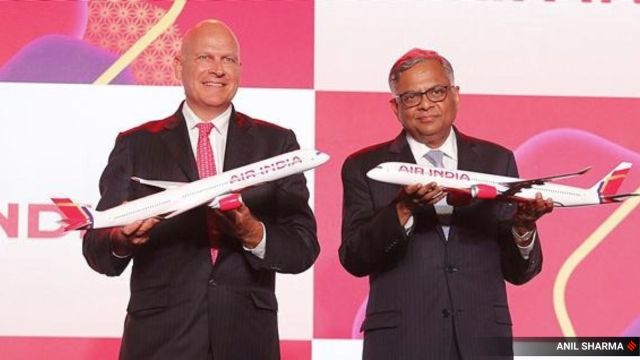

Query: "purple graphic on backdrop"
<box><xmin>0</xmin><ymin>35</ymin><xmax>135</xmax><ymax>84</ymax></box>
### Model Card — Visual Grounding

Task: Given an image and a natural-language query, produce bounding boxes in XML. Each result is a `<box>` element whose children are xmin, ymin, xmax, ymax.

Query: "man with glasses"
<box><xmin>339</xmin><ymin>48</ymin><xmax>552</xmax><ymax>359</ymax></box>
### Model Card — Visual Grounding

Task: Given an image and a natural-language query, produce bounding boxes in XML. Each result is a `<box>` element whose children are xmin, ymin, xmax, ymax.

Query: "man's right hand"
<box><xmin>395</xmin><ymin>182</ymin><xmax>446</xmax><ymax>225</ymax></box>
<box><xmin>111</xmin><ymin>218</ymin><xmax>161</xmax><ymax>257</ymax></box>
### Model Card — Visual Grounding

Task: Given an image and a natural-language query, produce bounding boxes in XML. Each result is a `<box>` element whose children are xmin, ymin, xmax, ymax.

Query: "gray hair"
<box><xmin>388</xmin><ymin>48</ymin><xmax>455</xmax><ymax>93</ymax></box>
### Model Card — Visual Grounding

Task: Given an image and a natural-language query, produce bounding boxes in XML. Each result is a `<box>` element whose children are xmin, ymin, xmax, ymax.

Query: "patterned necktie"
<box><xmin>424</xmin><ymin>150</ymin><xmax>452</xmax><ymax>239</ymax></box>
<box><xmin>425</xmin><ymin>149</ymin><xmax>444</xmax><ymax>168</ymax></box>
<box><xmin>196</xmin><ymin>123</ymin><xmax>216</xmax><ymax>178</ymax></box>
<box><xmin>195</xmin><ymin>123</ymin><xmax>219</xmax><ymax>263</ymax></box>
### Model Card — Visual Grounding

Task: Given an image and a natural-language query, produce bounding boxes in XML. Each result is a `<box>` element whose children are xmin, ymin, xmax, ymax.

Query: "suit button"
<box><xmin>208</xmin><ymin>279</ymin><xmax>217</xmax><ymax>286</ymax></box>
<box><xmin>445</xmin><ymin>266</ymin><xmax>458</xmax><ymax>273</ymax></box>
<box><xmin>442</xmin><ymin>309</ymin><xmax>451</xmax><ymax>318</ymax></box>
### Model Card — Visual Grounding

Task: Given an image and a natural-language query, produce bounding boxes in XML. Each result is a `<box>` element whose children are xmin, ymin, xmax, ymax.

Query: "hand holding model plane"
<box><xmin>111</xmin><ymin>217</ymin><xmax>160</xmax><ymax>256</ymax></box>
<box><xmin>369</xmin><ymin>161</ymin><xmax>639</xmax><ymax>208</ymax></box>
<box><xmin>377</xmin><ymin>161</ymin><xmax>640</xmax><ymax>247</ymax></box>
<box><xmin>52</xmin><ymin>149</ymin><xmax>329</xmax><ymax>241</ymax></box>
<box><xmin>512</xmin><ymin>193</ymin><xmax>554</xmax><ymax>237</ymax></box>
<box><xmin>210</xmin><ymin>204</ymin><xmax>265</xmax><ymax>249</ymax></box>
<box><xmin>394</xmin><ymin>182</ymin><xmax>446</xmax><ymax>225</ymax></box>
<box><xmin>394</xmin><ymin>181</ymin><xmax>554</xmax><ymax>236</ymax></box>
<box><xmin>111</xmin><ymin>203</ymin><xmax>265</xmax><ymax>257</ymax></box>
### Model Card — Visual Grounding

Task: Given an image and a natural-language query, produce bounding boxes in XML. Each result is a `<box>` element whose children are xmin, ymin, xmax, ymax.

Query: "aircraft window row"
<box><xmin>529</xmin><ymin>187</ymin><xmax>580</xmax><ymax>197</ymax></box>
<box><xmin>207</xmin><ymin>182</ymin><xmax>228</xmax><ymax>191</ymax></box>
<box><xmin>115</xmin><ymin>200</ymin><xmax>171</xmax><ymax>219</ymax></box>
<box><xmin>182</xmin><ymin>182</ymin><xmax>230</xmax><ymax>199</ymax></box>
<box><xmin>469</xmin><ymin>178</ymin><xmax>500</xmax><ymax>185</ymax></box>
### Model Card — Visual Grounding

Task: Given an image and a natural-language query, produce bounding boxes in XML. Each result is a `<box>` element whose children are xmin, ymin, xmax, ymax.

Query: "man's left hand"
<box><xmin>513</xmin><ymin>192</ymin><xmax>554</xmax><ymax>234</ymax></box>
<box><xmin>212</xmin><ymin>204</ymin><xmax>264</xmax><ymax>249</ymax></box>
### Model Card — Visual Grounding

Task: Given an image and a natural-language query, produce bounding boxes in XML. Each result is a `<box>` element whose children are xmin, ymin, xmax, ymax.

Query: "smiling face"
<box><xmin>390</xmin><ymin>59</ymin><xmax>459</xmax><ymax>148</ymax></box>
<box><xmin>174</xmin><ymin>21</ymin><xmax>241</xmax><ymax>120</ymax></box>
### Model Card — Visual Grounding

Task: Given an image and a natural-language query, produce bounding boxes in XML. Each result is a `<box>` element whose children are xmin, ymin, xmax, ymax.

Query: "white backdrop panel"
<box><xmin>0</xmin><ymin>82</ymin><xmax>315</xmax><ymax>339</ymax></box>
<box><xmin>316</xmin><ymin>0</ymin><xmax>640</xmax><ymax>97</ymax></box>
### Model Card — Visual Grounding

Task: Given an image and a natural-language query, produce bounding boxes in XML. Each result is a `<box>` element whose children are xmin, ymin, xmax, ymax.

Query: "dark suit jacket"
<box><xmin>83</xmin><ymin>104</ymin><xmax>319</xmax><ymax>360</ymax></box>
<box><xmin>339</xmin><ymin>129</ymin><xmax>542</xmax><ymax>360</ymax></box>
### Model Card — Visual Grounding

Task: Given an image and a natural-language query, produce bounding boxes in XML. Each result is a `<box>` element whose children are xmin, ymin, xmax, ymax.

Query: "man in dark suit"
<box><xmin>83</xmin><ymin>20</ymin><xmax>319</xmax><ymax>360</ymax></box>
<box><xmin>339</xmin><ymin>49</ymin><xmax>553</xmax><ymax>360</ymax></box>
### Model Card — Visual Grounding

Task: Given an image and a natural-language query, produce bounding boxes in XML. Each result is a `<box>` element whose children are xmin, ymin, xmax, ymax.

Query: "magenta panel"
<box><xmin>314</xmin><ymin>90</ymin><xmax>640</xmax><ymax>338</ymax></box>
<box><xmin>281</xmin><ymin>340</ymin><xmax>312</xmax><ymax>360</ymax></box>
<box><xmin>314</xmin><ymin>91</ymin><xmax>401</xmax><ymax>338</ymax></box>
<box><xmin>0</xmin><ymin>337</ymin><xmax>310</xmax><ymax>360</ymax></box>
<box><xmin>0</xmin><ymin>337</ymin><xmax>121</xmax><ymax>360</ymax></box>
<box><xmin>0</xmin><ymin>1</ymin><xmax>313</xmax><ymax>88</ymax></box>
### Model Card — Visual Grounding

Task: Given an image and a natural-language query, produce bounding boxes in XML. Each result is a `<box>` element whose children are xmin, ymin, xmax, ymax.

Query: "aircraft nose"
<box><xmin>316</xmin><ymin>151</ymin><xmax>330</xmax><ymax>164</ymax></box>
<box><xmin>366</xmin><ymin>165</ymin><xmax>384</xmax><ymax>181</ymax></box>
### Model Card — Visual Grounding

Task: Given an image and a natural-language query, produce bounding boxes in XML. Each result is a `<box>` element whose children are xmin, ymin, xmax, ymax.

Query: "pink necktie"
<box><xmin>196</xmin><ymin>123</ymin><xmax>216</xmax><ymax>178</ymax></box>
<box><xmin>195</xmin><ymin>123</ymin><xmax>219</xmax><ymax>263</ymax></box>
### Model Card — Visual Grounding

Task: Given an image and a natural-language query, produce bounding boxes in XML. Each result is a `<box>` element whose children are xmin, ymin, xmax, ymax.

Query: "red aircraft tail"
<box><xmin>51</xmin><ymin>198</ymin><xmax>94</xmax><ymax>231</ymax></box>
<box><xmin>590</xmin><ymin>162</ymin><xmax>638</xmax><ymax>203</ymax></box>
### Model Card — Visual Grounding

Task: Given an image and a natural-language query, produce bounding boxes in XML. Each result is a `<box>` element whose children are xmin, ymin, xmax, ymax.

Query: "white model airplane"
<box><xmin>52</xmin><ymin>149</ymin><xmax>330</xmax><ymax>231</ymax></box>
<box><xmin>366</xmin><ymin>161</ymin><xmax>639</xmax><ymax>207</ymax></box>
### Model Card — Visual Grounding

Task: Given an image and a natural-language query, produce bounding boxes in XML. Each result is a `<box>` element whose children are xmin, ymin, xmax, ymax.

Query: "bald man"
<box><xmin>83</xmin><ymin>20</ymin><xmax>319</xmax><ymax>360</ymax></box>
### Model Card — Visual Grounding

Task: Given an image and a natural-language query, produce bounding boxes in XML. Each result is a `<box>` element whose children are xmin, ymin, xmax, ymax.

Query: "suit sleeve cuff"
<box><xmin>403</xmin><ymin>215</ymin><xmax>415</xmax><ymax>235</ymax></box>
<box><xmin>513</xmin><ymin>228</ymin><xmax>537</xmax><ymax>260</ymax></box>
<box><xmin>243</xmin><ymin>222</ymin><xmax>267</xmax><ymax>259</ymax></box>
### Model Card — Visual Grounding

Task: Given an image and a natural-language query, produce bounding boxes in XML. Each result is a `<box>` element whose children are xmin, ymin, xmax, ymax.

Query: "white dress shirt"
<box><xmin>183</xmin><ymin>102</ymin><xmax>231</xmax><ymax>174</ymax></box>
<box><xmin>182</xmin><ymin>103</ymin><xmax>266</xmax><ymax>259</ymax></box>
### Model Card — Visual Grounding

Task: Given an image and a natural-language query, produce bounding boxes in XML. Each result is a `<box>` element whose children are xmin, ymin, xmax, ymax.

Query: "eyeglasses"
<box><xmin>394</xmin><ymin>85</ymin><xmax>458</xmax><ymax>107</ymax></box>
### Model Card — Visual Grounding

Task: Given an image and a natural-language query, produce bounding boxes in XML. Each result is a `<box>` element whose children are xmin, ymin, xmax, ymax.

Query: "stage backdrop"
<box><xmin>1</xmin><ymin>1</ymin><xmax>639</xmax><ymax>359</ymax></box>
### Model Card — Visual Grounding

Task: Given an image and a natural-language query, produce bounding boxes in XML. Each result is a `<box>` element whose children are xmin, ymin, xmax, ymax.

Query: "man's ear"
<box><xmin>452</xmin><ymin>86</ymin><xmax>460</xmax><ymax>107</ymax></box>
<box><xmin>389</xmin><ymin>98</ymin><xmax>400</xmax><ymax>120</ymax></box>
<box><xmin>173</xmin><ymin>56</ymin><xmax>183</xmax><ymax>82</ymax></box>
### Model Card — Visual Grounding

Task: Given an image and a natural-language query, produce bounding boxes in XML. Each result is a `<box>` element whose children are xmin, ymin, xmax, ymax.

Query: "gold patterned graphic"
<box><xmin>84</xmin><ymin>0</ymin><xmax>186</xmax><ymax>85</ymax></box>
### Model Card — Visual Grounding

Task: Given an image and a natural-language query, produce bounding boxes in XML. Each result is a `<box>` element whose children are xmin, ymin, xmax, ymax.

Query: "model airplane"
<box><xmin>52</xmin><ymin>149</ymin><xmax>330</xmax><ymax>231</ymax></box>
<box><xmin>366</xmin><ymin>161</ymin><xmax>639</xmax><ymax>207</ymax></box>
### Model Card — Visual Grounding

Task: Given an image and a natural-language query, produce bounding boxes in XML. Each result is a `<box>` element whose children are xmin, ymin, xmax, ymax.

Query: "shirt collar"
<box><xmin>182</xmin><ymin>102</ymin><xmax>232</xmax><ymax>136</ymax></box>
<box><xmin>406</xmin><ymin>128</ymin><xmax>458</xmax><ymax>162</ymax></box>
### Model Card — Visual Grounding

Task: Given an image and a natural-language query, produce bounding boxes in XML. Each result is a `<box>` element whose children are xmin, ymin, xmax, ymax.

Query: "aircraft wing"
<box><xmin>600</xmin><ymin>193</ymin><xmax>640</xmax><ymax>202</ymax></box>
<box><xmin>162</xmin><ymin>206</ymin><xmax>192</xmax><ymax>220</ymax></box>
<box><xmin>499</xmin><ymin>166</ymin><xmax>591</xmax><ymax>196</ymax></box>
<box><xmin>131</xmin><ymin>177</ymin><xmax>187</xmax><ymax>190</ymax></box>
<box><xmin>161</xmin><ymin>193</ymin><xmax>244</xmax><ymax>219</ymax></box>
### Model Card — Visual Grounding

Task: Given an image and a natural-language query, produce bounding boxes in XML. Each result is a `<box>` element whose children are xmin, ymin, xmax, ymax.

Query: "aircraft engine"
<box><xmin>214</xmin><ymin>193</ymin><xmax>244</xmax><ymax>211</ymax></box>
<box><xmin>470</xmin><ymin>184</ymin><xmax>498</xmax><ymax>199</ymax></box>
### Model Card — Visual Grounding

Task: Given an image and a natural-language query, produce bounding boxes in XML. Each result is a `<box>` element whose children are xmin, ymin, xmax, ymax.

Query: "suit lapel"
<box><xmin>159</xmin><ymin>106</ymin><xmax>256</xmax><ymax>181</ymax></box>
<box><xmin>223</xmin><ymin>109</ymin><xmax>255</xmax><ymax>171</ymax></box>
<box><xmin>449</xmin><ymin>128</ymin><xmax>481</xmax><ymax>242</ymax></box>
<box><xmin>160</xmin><ymin>105</ymin><xmax>199</xmax><ymax>182</ymax></box>
<box><xmin>388</xmin><ymin>131</ymin><xmax>415</xmax><ymax>163</ymax></box>
<box><xmin>381</xmin><ymin>132</ymin><xmax>416</xmax><ymax>205</ymax></box>
<box><xmin>456</xmin><ymin>129</ymin><xmax>480</xmax><ymax>173</ymax></box>
<box><xmin>372</xmin><ymin>133</ymin><xmax>414</xmax><ymax>207</ymax></box>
